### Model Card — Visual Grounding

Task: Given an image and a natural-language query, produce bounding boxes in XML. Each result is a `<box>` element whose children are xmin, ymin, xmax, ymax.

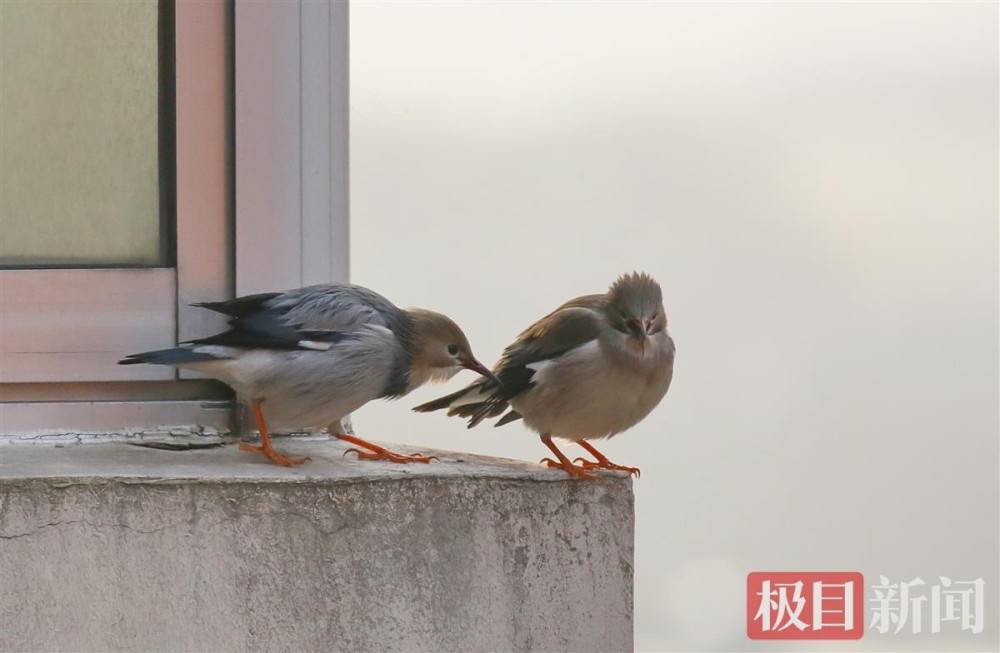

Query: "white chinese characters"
<box><xmin>755</xmin><ymin>580</ymin><xmax>808</xmax><ymax>632</ymax></box>
<box><xmin>752</xmin><ymin>576</ymin><xmax>858</xmax><ymax>636</ymax></box>
<box><xmin>869</xmin><ymin>576</ymin><xmax>985</xmax><ymax>635</ymax></box>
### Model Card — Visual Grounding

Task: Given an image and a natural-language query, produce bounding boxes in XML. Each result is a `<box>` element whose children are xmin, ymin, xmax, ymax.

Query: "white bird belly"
<box><xmin>184</xmin><ymin>331</ymin><xmax>397</xmax><ymax>431</ymax></box>
<box><xmin>509</xmin><ymin>338</ymin><xmax>673</xmax><ymax>441</ymax></box>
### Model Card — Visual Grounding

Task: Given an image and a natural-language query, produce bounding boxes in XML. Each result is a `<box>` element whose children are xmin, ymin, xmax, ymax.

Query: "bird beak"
<box><xmin>631</xmin><ymin>319</ymin><xmax>649</xmax><ymax>343</ymax></box>
<box><xmin>462</xmin><ymin>357</ymin><xmax>502</xmax><ymax>386</ymax></box>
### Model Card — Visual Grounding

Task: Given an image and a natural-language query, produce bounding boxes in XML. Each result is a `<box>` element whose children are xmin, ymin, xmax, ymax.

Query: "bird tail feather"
<box><xmin>412</xmin><ymin>385</ymin><xmax>478</xmax><ymax>413</ymax></box>
<box><xmin>118</xmin><ymin>347</ymin><xmax>222</xmax><ymax>366</ymax></box>
<box><xmin>495</xmin><ymin>410</ymin><xmax>523</xmax><ymax>426</ymax></box>
<box><xmin>413</xmin><ymin>382</ymin><xmax>514</xmax><ymax>429</ymax></box>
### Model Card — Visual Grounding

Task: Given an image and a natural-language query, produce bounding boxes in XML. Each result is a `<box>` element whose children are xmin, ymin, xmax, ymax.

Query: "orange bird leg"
<box><xmin>573</xmin><ymin>440</ymin><xmax>640</xmax><ymax>477</ymax></box>
<box><xmin>539</xmin><ymin>435</ymin><xmax>597</xmax><ymax>479</ymax></box>
<box><xmin>334</xmin><ymin>433</ymin><xmax>437</xmax><ymax>464</ymax></box>
<box><xmin>238</xmin><ymin>399</ymin><xmax>311</xmax><ymax>467</ymax></box>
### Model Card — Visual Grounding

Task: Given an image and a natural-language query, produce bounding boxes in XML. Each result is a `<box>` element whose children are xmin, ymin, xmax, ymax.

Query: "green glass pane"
<box><xmin>0</xmin><ymin>0</ymin><xmax>167</xmax><ymax>267</ymax></box>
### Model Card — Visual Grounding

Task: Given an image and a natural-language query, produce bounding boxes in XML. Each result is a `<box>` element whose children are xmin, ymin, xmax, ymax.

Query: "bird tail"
<box><xmin>448</xmin><ymin>400</ymin><xmax>512</xmax><ymax>428</ymax></box>
<box><xmin>118</xmin><ymin>347</ymin><xmax>222</xmax><ymax>367</ymax></box>
<box><xmin>413</xmin><ymin>381</ymin><xmax>515</xmax><ymax>429</ymax></box>
<box><xmin>412</xmin><ymin>384</ymin><xmax>481</xmax><ymax>413</ymax></box>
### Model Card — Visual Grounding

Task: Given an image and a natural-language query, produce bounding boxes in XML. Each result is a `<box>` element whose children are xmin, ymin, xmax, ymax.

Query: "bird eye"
<box><xmin>447</xmin><ymin>344</ymin><xmax>459</xmax><ymax>356</ymax></box>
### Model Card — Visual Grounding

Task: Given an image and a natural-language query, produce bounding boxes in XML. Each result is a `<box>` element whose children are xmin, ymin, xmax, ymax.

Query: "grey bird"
<box><xmin>414</xmin><ymin>272</ymin><xmax>674</xmax><ymax>478</ymax></box>
<box><xmin>120</xmin><ymin>284</ymin><xmax>497</xmax><ymax>467</ymax></box>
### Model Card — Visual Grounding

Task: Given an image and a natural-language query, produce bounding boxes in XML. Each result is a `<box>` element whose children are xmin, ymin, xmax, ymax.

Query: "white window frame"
<box><xmin>0</xmin><ymin>0</ymin><xmax>349</xmax><ymax>437</ymax></box>
<box><xmin>235</xmin><ymin>0</ymin><xmax>349</xmax><ymax>295</ymax></box>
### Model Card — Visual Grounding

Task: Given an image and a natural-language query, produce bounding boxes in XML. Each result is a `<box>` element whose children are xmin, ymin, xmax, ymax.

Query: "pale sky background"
<box><xmin>349</xmin><ymin>2</ymin><xmax>999</xmax><ymax>651</ymax></box>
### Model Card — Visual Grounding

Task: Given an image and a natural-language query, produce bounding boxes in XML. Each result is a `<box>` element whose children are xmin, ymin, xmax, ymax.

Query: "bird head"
<box><xmin>606</xmin><ymin>272</ymin><xmax>667</xmax><ymax>351</ymax></box>
<box><xmin>407</xmin><ymin>309</ymin><xmax>499</xmax><ymax>389</ymax></box>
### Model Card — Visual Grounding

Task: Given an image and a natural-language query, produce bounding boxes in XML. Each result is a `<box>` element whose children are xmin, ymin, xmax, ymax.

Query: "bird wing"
<box><xmin>190</xmin><ymin>284</ymin><xmax>408</xmax><ymax>352</ymax></box>
<box><xmin>414</xmin><ymin>301</ymin><xmax>605</xmax><ymax>426</ymax></box>
<box><xmin>494</xmin><ymin>302</ymin><xmax>606</xmax><ymax>398</ymax></box>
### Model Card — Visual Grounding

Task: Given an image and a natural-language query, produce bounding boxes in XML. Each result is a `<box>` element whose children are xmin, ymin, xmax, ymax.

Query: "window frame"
<box><xmin>1</xmin><ymin>0</ymin><xmax>232</xmax><ymax>386</ymax></box>
<box><xmin>234</xmin><ymin>0</ymin><xmax>350</xmax><ymax>296</ymax></box>
<box><xmin>0</xmin><ymin>0</ymin><xmax>350</xmax><ymax>438</ymax></box>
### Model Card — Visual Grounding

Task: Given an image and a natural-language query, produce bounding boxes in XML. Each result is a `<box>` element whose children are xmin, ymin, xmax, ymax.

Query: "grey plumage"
<box><xmin>120</xmin><ymin>283</ymin><xmax>493</xmax><ymax>466</ymax></box>
<box><xmin>414</xmin><ymin>272</ymin><xmax>675</xmax><ymax>477</ymax></box>
<box><xmin>123</xmin><ymin>285</ymin><xmax>412</xmax><ymax>423</ymax></box>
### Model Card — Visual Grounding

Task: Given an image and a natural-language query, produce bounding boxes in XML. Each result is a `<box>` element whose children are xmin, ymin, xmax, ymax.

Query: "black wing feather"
<box><xmin>187</xmin><ymin>289</ymin><xmax>367</xmax><ymax>351</ymax></box>
<box><xmin>414</xmin><ymin>304</ymin><xmax>604</xmax><ymax>428</ymax></box>
<box><xmin>483</xmin><ymin>305</ymin><xmax>604</xmax><ymax>400</ymax></box>
<box><xmin>193</xmin><ymin>292</ymin><xmax>282</xmax><ymax>318</ymax></box>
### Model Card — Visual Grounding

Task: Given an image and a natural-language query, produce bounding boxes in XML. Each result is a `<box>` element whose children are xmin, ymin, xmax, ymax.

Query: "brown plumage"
<box><xmin>414</xmin><ymin>272</ymin><xmax>675</xmax><ymax>478</ymax></box>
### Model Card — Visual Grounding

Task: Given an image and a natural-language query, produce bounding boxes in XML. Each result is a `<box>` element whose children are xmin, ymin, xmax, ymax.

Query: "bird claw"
<box><xmin>538</xmin><ymin>457</ymin><xmax>598</xmax><ymax>480</ymax></box>
<box><xmin>573</xmin><ymin>457</ymin><xmax>641</xmax><ymax>478</ymax></box>
<box><xmin>343</xmin><ymin>447</ymin><xmax>437</xmax><ymax>464</ymax></box>
<box><xmin>238</xmin><ymin>442</ymin><xmax>310</xmax><ymax>467</ymax></box>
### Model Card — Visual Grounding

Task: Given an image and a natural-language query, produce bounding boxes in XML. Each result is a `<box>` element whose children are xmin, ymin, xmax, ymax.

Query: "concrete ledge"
<box><xmin>0</xmin><ymin>440</ymin><xmax>634</xmax><ymax>652</ymax></box>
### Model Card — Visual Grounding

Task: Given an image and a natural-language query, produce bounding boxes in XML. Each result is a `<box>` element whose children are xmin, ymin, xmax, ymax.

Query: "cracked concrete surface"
<box><xmin>0</xmin><ymin>440</ymin><xmax>634</xmax><ymax>652</ymax></box>
<box><xmin>0</xmin><ymin>424</ymin><xmax>227</xmax><ymax>447</ymax></box>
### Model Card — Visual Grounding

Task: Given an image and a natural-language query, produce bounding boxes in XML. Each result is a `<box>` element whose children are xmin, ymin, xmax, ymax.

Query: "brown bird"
<box><xmin>414</xmin><ymin>272</ymin><xmax>675</xmax><ymax>478</ymax></box>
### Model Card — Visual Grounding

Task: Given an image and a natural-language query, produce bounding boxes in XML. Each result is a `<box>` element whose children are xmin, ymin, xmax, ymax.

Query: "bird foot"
<box><xmin>239</xmin><ymin>442</ymin><xmax>311</xmax><ymax>467</ymax></box>
<box><xmin>335</xmin><ymin>433</ymin><xmax>438</xmax><ymax>464</ymax></box>
<box><xmin>539</xmin><ymin>457</ymin><xmax>598</xmax><ymax>480</ymax></box>
<box><xmin>573</xmin><ymin>457</ymin><xmax>641</xmax><ymax>478</ymax></box>
<box><xmin>343</xmin><ymin>447</ymin><xmax>438</xmax><ymax>464</ymax></box>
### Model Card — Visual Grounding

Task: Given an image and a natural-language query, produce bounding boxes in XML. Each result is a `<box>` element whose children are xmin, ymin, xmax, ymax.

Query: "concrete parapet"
<box><xmin>0</xmin><ymin>440</ymin><xmax>634</xmax><ymax>652</ymax></box>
